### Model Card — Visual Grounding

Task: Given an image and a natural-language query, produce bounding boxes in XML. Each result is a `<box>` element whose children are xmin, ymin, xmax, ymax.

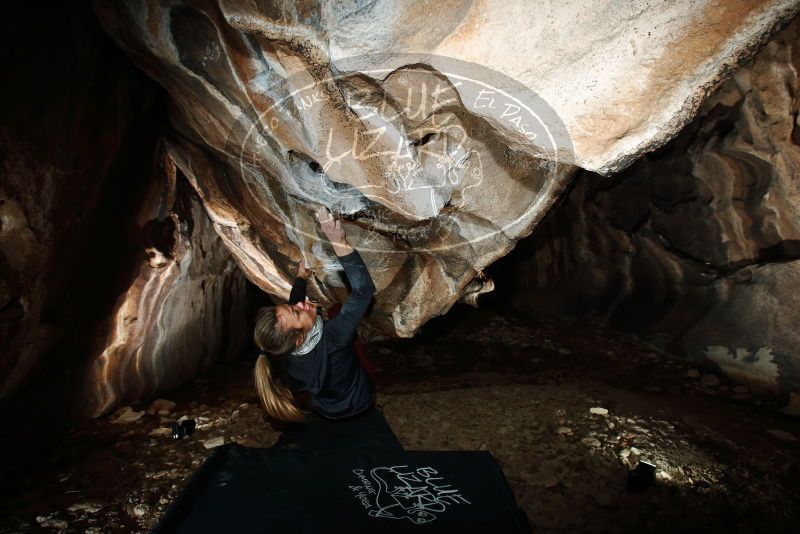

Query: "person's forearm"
<box><xmin>288</xmin><ymin>277</ymin><xmax>307</xmax><ymax>305</ymax></box>
<box><xmin>331</xmin><ymin>238</ymin><xmax>354</xmax><ymax>257</ymax></box>
<box><xmin>337</xmin><ymin>247</ymin><xmax>375</xmax><ymax>296</ymax></box>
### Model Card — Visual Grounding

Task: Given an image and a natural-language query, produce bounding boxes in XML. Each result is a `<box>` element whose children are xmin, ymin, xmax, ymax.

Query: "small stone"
<box><xmin>556</xmin><ymin>427</ymin><xmax>572</xmax><ymax>435</ymax></box>
<box><xmin>112</xmin><ymin>406</ymin><xmax>145</xmax><ymax>424</ymax></box>
<box><xmin>766</xmin><ymin>429</ymin><xmax>796</xmax><ymax>441</ymax></box>
<box><xmin>236</xmin><ymin>437</ymin><xmax>259</xmax><ymax>448</ymax></box>
<box><xmin>581</xmin><ymin>437</ymin><xmax>601</xmax><ymax>448</ymax></box>
<box><xmin>557</xmin><ymin>347</ymin><xmax>573</xmax><ymax>355</ymax></box>
<box><xmin>67</xmin><ymin>502</ymin><xmax>102</xmax><ymax>514</ymax></box>
<box><xmin>203</xmin><ymin>437</ymin><xmax>225</xmax><ymax>449</ymax></box>
<box><xmin>656</xmin><ymin>470</ymin><xmax>673</xmax><ymax>481</ymax></box>
<box><xmin>159</xmin><ymin>498</ymin><xmax>169</xmax><ymax>505</ymax></box>
<box><xmin>195</xmin><ymin>416</ymin><xmax>212</xmax><ymax>430</ymax></box>
<box><xmin>147</xmin><ymin>399</ymin><xmax>176</xmax><ymax>416</ymax></box>
<box><xmin>133</xmin><ymin>504</ymin><xmax>149</xmax><ymax>518</ymax></box>
<box><xmin>148</xmin><ymin>427</ymin><xmax>172</xmax><ymax>438</ymax></box>
<box><xmin>589</xmin><ymin>407</ymin><xmax>609</xmax><ymax>416</ymax></box>
<box><xmin>701</xmin><ymin>374</ymin><xmax>720</xmax><ymax>387</ymax></box>
<box><xmin>687</xmin><ymin>368</ymin><xmax>701</xmax><ymax>378</ymax></box>
<box><xmin>36</xmin><ymin>516</ymin><xmax>68</xmax><ymax>530</ymax></box>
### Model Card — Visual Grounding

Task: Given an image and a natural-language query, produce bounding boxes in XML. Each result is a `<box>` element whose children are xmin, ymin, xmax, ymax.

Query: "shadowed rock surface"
<box><xmin>3</xmin><ymin>0</ymin><xmax>800</xmax><ymax>432</ymax></box>
<box><xmin>0</xmin><ymin>1</ymin><xmax>248</xmax><ymax>424</ymax></box>
<box><xmin>1</xmin><ymin>306</ymin><xmax>798</xmax><ymax>532</ymax></box>
<box><xmin>92</xmin><ymin>0</ymin><xmax>799</xmax><ymax>339</ymax></box>
<box><xmin>82</xmin><ymin>170</ymin><xmax>248</xmax><ymax>418</ymax></box>
<box><xmin>511</xmin><ymin>18</ymin><xmax>800</xmax><ymax>414</ymax></box>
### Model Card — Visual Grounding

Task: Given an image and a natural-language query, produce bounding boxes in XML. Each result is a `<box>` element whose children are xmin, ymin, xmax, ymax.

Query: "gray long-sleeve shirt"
<box><xmin>281</xmin><ymin>249</ymin><xmax>376</xmax><ymax>419</ymax></box>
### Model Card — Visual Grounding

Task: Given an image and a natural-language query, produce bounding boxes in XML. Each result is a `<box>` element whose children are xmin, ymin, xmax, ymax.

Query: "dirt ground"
<box><xmin>2</xmin><ymin>306</ymin><xmax>799</xmax><ymax>533</ymax></box>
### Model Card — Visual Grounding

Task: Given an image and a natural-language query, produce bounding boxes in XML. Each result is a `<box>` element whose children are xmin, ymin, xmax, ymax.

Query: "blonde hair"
<box><xmin>253</xmin><ymin>306</ymin><xmax>306</xmax><ymax>422</ymax></box>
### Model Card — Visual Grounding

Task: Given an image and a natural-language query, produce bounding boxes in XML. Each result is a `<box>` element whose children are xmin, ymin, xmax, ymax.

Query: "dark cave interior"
<box><xmin>2</xmin><ymin>1</ymin><xmax>800</xmax><ymax>532</ymax></box>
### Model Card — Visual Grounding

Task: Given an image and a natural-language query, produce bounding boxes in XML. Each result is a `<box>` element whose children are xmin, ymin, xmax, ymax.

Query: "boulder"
<box><xmin>92</xmin><ymin>0</ymin><xmax>799</xmax><ymax>337</ymax></box>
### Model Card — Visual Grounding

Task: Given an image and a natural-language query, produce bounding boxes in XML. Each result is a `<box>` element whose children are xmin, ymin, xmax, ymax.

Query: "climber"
<box><xmin>252</xmin><ymin>206</ymin><xmax>377</xmax><ymax>423</ymax></box>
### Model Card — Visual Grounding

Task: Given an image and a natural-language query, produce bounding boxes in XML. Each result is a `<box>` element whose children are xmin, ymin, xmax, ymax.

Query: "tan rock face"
<box><xmin>0</xmin><ymin>3</ymin><xmax>247</xmax><ymax>420</ymax></box>
<box><xmin>515</xmin><ymin>19</ymin><xmax>800</xmax><ymax>408</ymax></box>
<box><xmin>0</xmin><ymin>2</ymin><xmax>162</xmax><ymax>403</ymax></box>
<box><xmin>83</xmin><ymin>169</ymin><xmax>247</xmax><ymax>417</ymax></box>
<box><xmin>93</xmin><ymin>0</ymin><xmax>798</xmax><ymax>338</ymax></box>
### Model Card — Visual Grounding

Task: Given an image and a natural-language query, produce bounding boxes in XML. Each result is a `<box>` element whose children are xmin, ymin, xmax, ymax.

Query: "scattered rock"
<box><xmin>581</xmin><ymin>437</ymin><xmax>602</xmax><ymax>448</ymax></box>
<box><xmin>656</xmin><ymin>470</ymin><xmax>673</xmax><ymax>481</ymax></box>
<box><xmin>36</xmin><ymin>515</ymin><xmax>68</xmax><ymax>530</ymax></box>
<box><xmin>766</xmin><ymin>429</ymin><xmax>796</xmax><ymax>441</ymax></box>
<box><xmin>589</xmin><ymin>407</ymin><xmax>609</xmax><ymax>416</ymax></box>
<box><xmin>147</xmin><ymin>399</ymin><xmax>176</xmax><ymax>416</ymax></box>
<box><xmin>236</xmin><ymin>437</ymin><xmax>260</xmax><ymax>448</ymax></box>
<box><xmin>112</xmin><ymin>406</ymin><xmax>145</xmax><ymax>424</ymax></box>
<box><xmin>195</xmin><ymin>416</ymin><xmax>213</xmax><ymax>430</ymax></box>
<box><xmin>556</xmin><ymin>427</ymin><xmax>573</xmax><ymax>435</ymax></box>
<box><xmin>67</xmin><ymin>502</ymin><xmax>103</xmax><ymax>514</ymax></box>
<box><xmin>148</xmin><ymin>427</ymin><xmax>172</xmax><ymax>438</ymax></box>
<box><xmin>132</xmin><ymin>504</ymin><xmax>149</xmax><ymax>518</ymax></box>
<box><xmin>701</xmin><ymin>374</ymin><xmax>720</xmax><ymax>387</ymax></box>
<box><xmin>203</xmin><ymin>436</ymin><xmax>225</xmax><ymax>449</ymax></box>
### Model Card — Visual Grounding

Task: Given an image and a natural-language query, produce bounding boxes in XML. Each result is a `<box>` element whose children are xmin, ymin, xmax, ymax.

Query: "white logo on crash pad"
<box><xmin>349</xmin><ymin>465</ymin><xmax>471</xmax><ymax>524</ymax></box>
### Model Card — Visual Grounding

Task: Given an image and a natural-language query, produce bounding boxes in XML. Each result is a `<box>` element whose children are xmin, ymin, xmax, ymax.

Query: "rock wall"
<box><xmin>514</xmin><ymin>19</ymin><xmax>800</xmax><ymax>414</ymax></box>
<box><xmin>0</xmin><ymin>1</ymin><xmax>246</xmax><ymax>424</ymax></box>
<box><xmin>93</xmin><ymin>0</ymin><xmax>799</xmax><ymax>338</ymax></box>
<box><xmin>82</xmin><ymin>164</ymin><xmax>247</xmax><ymax>417</ymax></box>
<box><xmin>0</xmin><ymin>0</ymin><xmax>160</xmax><ymax>403</ymax></box>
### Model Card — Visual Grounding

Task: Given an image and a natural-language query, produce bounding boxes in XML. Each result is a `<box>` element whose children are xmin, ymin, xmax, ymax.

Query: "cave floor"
<box><xmin>2</xmin><ymin>307</ymin><xmax>800</xmax><ymax>533</ymax></box>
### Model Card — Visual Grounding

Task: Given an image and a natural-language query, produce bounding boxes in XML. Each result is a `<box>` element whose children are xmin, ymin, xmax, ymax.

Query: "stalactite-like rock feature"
<box><xmin>93</xmin><ymin>0</ymin><xmax>798</xmax><ymax>337</ymax></box>
<box><xmin>517</xmin><ymin>19</ymin><xmax>800</xmax><ymax>410</ymax></box>
<box><xmin>84</xmin><ymin>168</ymin><xmax>247</xmax><ymax>417</ymax></box>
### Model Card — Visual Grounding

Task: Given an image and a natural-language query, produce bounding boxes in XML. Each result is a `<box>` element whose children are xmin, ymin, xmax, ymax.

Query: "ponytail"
<box><xmin>252</xmin><ymin>306</ymin><xmax>305</xmax><ymax>422</ymax></box>
<box><xmin>254</xmin><ymin>354</ymin><xmax>305</xmax><ymax>422</ymax></box>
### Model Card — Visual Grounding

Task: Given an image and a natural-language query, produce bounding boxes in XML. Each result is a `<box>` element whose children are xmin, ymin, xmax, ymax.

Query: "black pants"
<box><xmin>273</xmin><ymin>404</ymin><xmax>402</xmax><ymax>452</ymax></box>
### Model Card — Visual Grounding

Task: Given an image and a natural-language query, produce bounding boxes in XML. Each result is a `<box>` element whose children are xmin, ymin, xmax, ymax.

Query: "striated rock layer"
<box><xmin>0</xmin><ymin>2</ymin><xmax>247</xmax><ymax>422</ymax></box>
<box><xmin>83</xmin><ymin>164</ymin><xmax>247</xmax><ymax>417</ymax></box>
<box><xmin>93</xmin><ymin>0</ymin><xmax>800</xmax><ymax>338</ymax></box>
<box><xmin>514</xmin><ymin>19</ymin><xmax>800</xmax><ymax>413</ymax></box>
<box><xmin>0</xmin><ymin>1</ymin><xmax>162</xmax><ymax>405</ymax></box>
